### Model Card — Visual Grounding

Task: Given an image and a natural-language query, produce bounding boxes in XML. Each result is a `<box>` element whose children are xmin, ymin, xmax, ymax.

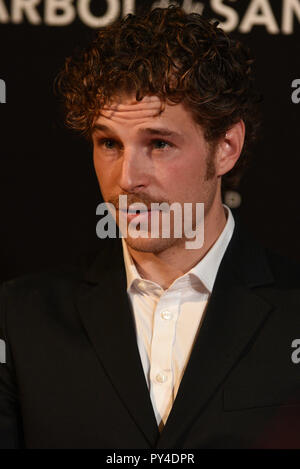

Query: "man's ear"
<box><xmin>215</xmin><ymin>120</ymin><xmax>245</xmax><ymax>177</ymax></box>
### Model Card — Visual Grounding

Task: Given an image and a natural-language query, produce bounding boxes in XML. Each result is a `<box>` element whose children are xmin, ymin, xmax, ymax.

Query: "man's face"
<box><xmin>92</xmin><ymin>94</ymin><xmax>220</xmax><ymax>253</ymax></box>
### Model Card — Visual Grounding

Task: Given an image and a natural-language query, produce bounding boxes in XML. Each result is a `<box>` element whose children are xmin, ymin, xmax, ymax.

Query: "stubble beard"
<box><xmin>116</xmin><ymin>145</ymin><xmax>217</xmax><ymax>254</ymax></box>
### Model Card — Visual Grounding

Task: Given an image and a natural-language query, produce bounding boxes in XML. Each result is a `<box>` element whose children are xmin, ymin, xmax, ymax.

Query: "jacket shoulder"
<box><xmin>230</xmin><ymin>217</ymin><xmax>300</xmax><ymax>291</ymax></box>
<box><xmin>0</xmin><ymin>244</ymin><xmax>108</xmax><ymax>296</ymax></box>
<box><xmin>0</xmin><ymin>249</ymin><xmax>105</xmax><ymax>328</ymax></box>
<box><xmin>1</xmin><ymin>266</ymin><xmax>82</xmax><ymax>299</ymax></box>
<box><xmin>264</xmin><ymin>248</ymin><xmax>300</xmax><ymax>289</ymax></box>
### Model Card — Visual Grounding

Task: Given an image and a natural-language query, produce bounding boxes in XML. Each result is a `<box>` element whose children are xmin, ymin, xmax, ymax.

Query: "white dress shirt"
<box><xmin>121</xmin><ymin>205</ymin><xmax>235</xmax><ymax>429</ymax></box>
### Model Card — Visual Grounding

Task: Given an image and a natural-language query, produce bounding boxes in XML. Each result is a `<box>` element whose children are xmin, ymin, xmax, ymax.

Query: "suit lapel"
<box><xmin>157</xmin><ymin>220</ymin><xmax>275</xmax><ymax>448</ymax></box>
<box><xmin>76</xmin><ymin>238</ymin><xmax>159</xmax><ymax>447</ymax></box>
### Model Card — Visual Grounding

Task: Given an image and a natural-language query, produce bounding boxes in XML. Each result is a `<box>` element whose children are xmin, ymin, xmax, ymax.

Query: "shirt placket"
<box><xmin>149</xmin><ymin>289</ymin><xmax>181</xmax><ymax>425</ymax></box>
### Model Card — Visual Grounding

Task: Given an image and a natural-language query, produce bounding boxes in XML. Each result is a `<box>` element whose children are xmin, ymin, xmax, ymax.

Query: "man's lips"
<box><xmin>118</xmin><ymin>208</ymin><xmax>160</xmax><ymax>222</ymax></box>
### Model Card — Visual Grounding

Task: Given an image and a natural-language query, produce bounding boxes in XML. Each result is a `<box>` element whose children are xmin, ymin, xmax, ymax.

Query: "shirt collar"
<box><xmin>122</xmin><ymin>204</ymin><xmax>235</xmax><ymax>294</ymax></box>
<box><xmin>187</xmin><ymin>204</ymin><xmax>235</xmax><ymax>292</ymax></box>
<box><xmin>122</xmin><ymin>232</ymin><xmax>144</xmax><ymax>292</ymax></box>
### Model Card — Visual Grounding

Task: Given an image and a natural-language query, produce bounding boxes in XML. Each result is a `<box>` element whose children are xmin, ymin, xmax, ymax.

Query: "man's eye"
<box><xmin>152</xmin><ymin>140</ymin><xmax>172</xmax><ymax>150</ymax></box>
<box><xmin>98</xmin><ymin>138</ymin><xmax>116</xmax><ymax>149</ymax></box>
<box><xmin>96</xmin><ymin>138</ymin><xmax>172</xmax><ymax>151</ymax></box>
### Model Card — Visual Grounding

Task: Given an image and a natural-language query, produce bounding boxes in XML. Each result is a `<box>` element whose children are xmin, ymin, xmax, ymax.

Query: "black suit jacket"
<box><xmin>1</xmin><ymin>218</ymin><xmax>300</xmax><ymax>449</ymax></box>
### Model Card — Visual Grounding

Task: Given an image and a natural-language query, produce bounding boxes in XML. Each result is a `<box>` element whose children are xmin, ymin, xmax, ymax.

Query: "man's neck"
<box><xmin>126</xmin><ymin>204</ymin><xmax>228</xmax><ymax>290</ymax></box>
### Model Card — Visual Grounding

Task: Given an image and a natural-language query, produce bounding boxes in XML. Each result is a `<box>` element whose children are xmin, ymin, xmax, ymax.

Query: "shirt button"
<box><xmin>161</xmin><ymin>310</ymin><xmax>173</xmax><ymax>320</ymax></box>
<box><xmin>138</xmin><ymin>281</ymin><xmax>147</xmax><ymax>291</ymax></box>
<box><xmin>156</xmin><ymin>373</ymin><xmax>168</xmax><ymax>384</ymax></box>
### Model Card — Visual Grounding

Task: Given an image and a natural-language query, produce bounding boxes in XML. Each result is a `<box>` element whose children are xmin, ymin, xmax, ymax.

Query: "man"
<box><xmin>1</xmin><ymin>6</ymin><xmax>300</xmax><ymax>449</ymax></box>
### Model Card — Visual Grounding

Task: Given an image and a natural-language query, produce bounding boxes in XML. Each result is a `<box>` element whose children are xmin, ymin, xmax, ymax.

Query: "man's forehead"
<box><xmin>104</xmin><ymin>94</ymin><xmax>162</xmax><ymax>107</ymax></box>
<box><xmin>98</xmin><ymin>94</ymin><xmax>164</xmax><ymax>120</ymax></box>
<box><xmin>92</xmin><ymin>93</ymin><xmax>201</xmax><ymax>139</ymax></box>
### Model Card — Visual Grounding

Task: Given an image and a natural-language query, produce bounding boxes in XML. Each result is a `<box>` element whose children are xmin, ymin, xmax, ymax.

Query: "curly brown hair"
<box><xmin>55</xmin><ymin>5</ymin><xmax>262</xmax><ymax>192</ymax></box>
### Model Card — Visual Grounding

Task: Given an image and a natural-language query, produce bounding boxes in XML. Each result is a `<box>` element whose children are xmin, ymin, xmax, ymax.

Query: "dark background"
<box><xmin>0</xmin><ymin>0</ymin><xmax>299</xmax><ymax>281</ymax></box>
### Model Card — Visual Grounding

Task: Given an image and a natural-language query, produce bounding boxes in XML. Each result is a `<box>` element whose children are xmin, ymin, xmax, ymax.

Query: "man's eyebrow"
<box><xmin>91</xmin><ymin>123</ymin><xmax>113</xmax><ymax>134</ymax></box>
<box><xmin>138</xmin><ymin>127</ymin><xmax>183</xmax><ymax>140</ymax></box>
<box><xmin>91</xmin><ymin>123</ymin><xmax>184</xmax><ymax>140</ymax></box>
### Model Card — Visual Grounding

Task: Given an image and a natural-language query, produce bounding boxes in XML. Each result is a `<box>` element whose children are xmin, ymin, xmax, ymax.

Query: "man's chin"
<box><xmin>122</xmin><ymin>234</ymin><xmax>181</xmax><ymax>254</ymax></box>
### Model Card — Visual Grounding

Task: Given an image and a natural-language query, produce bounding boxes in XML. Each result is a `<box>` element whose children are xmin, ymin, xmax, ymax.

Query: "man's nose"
<box><xmin>118</xmin><ymin>148</ymin><xmax>150</xmax><ymax>193</ymax></box>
